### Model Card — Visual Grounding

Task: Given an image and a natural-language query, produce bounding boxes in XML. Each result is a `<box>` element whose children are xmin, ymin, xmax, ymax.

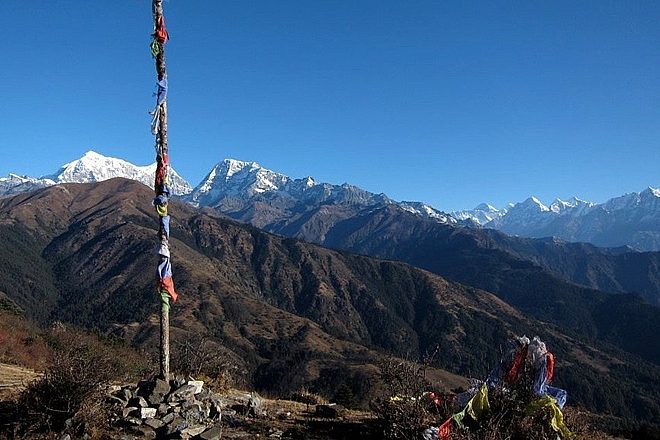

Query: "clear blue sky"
<box><xmin>1</xmin><ymin>1</ymin><xmax>658</xmax><ymax>211</ymax></box>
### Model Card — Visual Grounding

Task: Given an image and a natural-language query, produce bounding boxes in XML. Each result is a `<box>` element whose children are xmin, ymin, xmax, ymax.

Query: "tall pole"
<box><xmin>151</xmin><ymin>0</ymin><xmax>176</xmax><ymax>383</ymax></box>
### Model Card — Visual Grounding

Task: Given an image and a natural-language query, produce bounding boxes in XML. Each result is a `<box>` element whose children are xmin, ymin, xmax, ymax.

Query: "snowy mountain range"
<box><xmin>188</xmin><ymin>158</ymin><xmax>457</xmax><ymax>224</ymax></box>
<box><xmin>456</xmin><ymin>189</ymin><xmax>660</xmax><ymax>250</ymax></box>
<box><xmin>2</xmin><ymin>151</ymin><xmax>659</xmax><ymax>250</ymax></box>
<box><xmin>0</xmin><ymin>151</ymin><xmax>192</xmax><ymax>197</ymax></box>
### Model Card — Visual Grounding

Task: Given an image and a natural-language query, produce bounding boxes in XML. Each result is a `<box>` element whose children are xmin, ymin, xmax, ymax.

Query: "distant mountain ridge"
<box><xmin>3</xmin><ymin>151</ymin><xmax>659</xmax><ymax>250</ymax></box>
<box><xmin>0</xmin><ymin>151</ymin><xmax>192</xmax><ymax>197</ymax></box>
<box><xmin>459</xmin><ymin>188</ymin><xmax>660</xmax><ymax>251</ymax></box>
<box><xmin>186</xmin><ymin>158</ymin><xmax>457</xmax><ymax>228</ymax></box>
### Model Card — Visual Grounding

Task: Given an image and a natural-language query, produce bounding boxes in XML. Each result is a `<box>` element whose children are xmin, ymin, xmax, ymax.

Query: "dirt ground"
<box><xmin>0</xmin><ymin>363</ymin><xmax>38</xmax><ymax>399</ymax></box>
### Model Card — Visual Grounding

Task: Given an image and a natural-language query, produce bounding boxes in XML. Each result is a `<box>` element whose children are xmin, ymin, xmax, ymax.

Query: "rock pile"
<box><xmin>107</xmin><ymin>377</ymin><xmax>267</xmax><ymax>439</ymax></box>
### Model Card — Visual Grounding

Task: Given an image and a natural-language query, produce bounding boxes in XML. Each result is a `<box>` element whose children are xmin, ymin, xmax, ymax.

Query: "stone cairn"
<box><xmin>106</xmin><ymin>377</ymin><xmax>270</xmax><ymax>440</ymax></box>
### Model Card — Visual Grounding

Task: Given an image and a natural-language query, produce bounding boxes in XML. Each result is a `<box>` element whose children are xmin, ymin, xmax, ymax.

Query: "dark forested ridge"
<box><xmin>0</xmin><ymin>179</ymin><xmax>659</xmax><ymax>425</ymax></box>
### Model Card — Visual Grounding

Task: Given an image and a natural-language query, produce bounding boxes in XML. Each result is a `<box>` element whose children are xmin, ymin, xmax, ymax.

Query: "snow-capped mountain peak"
<box><xmin>188</xmin><ymin>158</ymin><xmax>455</xmax><ymax>224</ymax></box>
<box><xmin>475</xmin><ymin>203</ymin><xmax>498</xmax><ymax>212</ymax></box>
<box><xmin>644</xmin><ymin>186</ymin><xmax>660</xmax><ymax>198</ymax></box>
<box><xmin>0</xmin><ymin>150</ymin><xmax>192</xmax><ymax>198</ymax></box>
<box><xmin>43</xmin><ymin>150</ymin><xmax>192</xmax><ymax>195</ymax></box>
<box><xmin>452</xmin><ymin>203</ymin><xmax>507</xmax><ymax>225</ymax></box>
<box><xmin>522</xmin><ymin>196</ymin><xmax>549</xmax><ymax>212</ymax></box>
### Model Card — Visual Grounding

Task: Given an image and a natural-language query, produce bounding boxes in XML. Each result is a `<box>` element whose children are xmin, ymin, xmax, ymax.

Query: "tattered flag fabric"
<box><xmin>438</xmin><ymin>417</ymin><xmax>452</xmax><ymax>440</ymax></box>
<box><xmin>156</xmin><ymin>16</ymin><xmax>169</xmax><ymax>43</ymax></box>
<box><xmin>526</xmin><ymin>396</ymin><xmax>572</xmax><ymax>438</ymax></box>
<box><xmin>159</xmin><ymin>215</ymin><xmax>170</xmax><ymax>240</ymax></box>
<box><xmin>155</xmin><ymin>203</ymin><xmax>168</xmax><ymax>217</ymax></box>
<box><xmin>157</xmin><ymin>242</ymin><xmax>170</xmax><ymax>258</ymax></box>
<box><xmin>156</xmin><ymin>77</ymin><xmax>168</xmax><ymax>106</ymax></box>
<box><xmin>506</xmin><ymin>344</ymin><xmax>529</xmax><ymax>384</ymax></box>
<box><xmin>158</xmin><ymin>256</ymin><xmax>172</xmax><ymax>278</ymax></box>
<box><xmin>159</xmin><ymin>276</ymin><xmax>177</xmax><ymax>302</ymax></box>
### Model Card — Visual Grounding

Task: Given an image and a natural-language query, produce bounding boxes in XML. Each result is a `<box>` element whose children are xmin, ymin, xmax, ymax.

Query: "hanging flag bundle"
<box><xmin>426</xmin><ymin>336</ymin><xmax>572</xmax><ymax>440</ymax></box>
<box><xmin>150</xmin><ymin>1</ymin><xmax>177</xmax><ymax>308</ymax></box>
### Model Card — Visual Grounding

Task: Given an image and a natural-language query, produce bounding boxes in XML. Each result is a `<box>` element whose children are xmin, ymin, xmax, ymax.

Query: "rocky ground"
<box><xmin>104</xmin><ymin>378</ymin><xmax>379</xmax><ymax>440</ymax></box>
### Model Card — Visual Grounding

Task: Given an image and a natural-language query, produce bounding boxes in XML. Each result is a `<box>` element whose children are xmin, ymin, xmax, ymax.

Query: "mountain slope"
<box><xmin>184</xmin><ymin>160</ymin><xmax>660</xmax><ymax>307</ymax></box>
<box><xmin>1</xmin><ymin>179</ymin><xmax>659</xmax><ymax>423</ymax></box>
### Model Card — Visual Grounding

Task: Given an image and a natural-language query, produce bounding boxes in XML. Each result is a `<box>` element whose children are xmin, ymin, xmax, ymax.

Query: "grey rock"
<box><xmin>170</xmin><ymin>376</ymin><xmax>187</xmax><ymax>389</ymax></box>
<box><xmin>135</xmin><ymin>426</ymin><xmax>156</xmax><ymax>439</ymax></box>
<box><xmin>186</xmin><ymin>380</ymin><xmax>204</xmax><ymax>394</ymax></box>
<box><xmin>196</xmin><ymin>388</ymin><xmax>213</xmax><ymax>401</ymax></box>
<box><xmin>161</xmin><ymin>412</ymin><xmax>176</xmax><ymax>424</ymax></box>
<box><xmin>182</xmin><ymin>425</ymin><xmax>206</xmax><ymax>437</ymax></box>
<box><xmin>138</xmin><ymin>378</ymin><xmax>171</xmax><ymax>406</ymax></box>
<box><xmin>143</xmin><ymin>418</ymin><xmax>164</xmax><ymax>430</ymax></box>
<box><xmin>157</xmin><ymin>403</ymin><xmax>169</xmax><ymax>416</ymax></box>
<box><xmin>59</xmin><ymin>435</ymin><xmax>71</xmax><ymax>440</ymax></box>
<box><xmin>165</xmin><ymin>415</ymin><xmax>188</xmax><ymax>436</ymax></box>
<box><xmin>128</xmin><ymin>396</ymin><xmax>149</xmax><ymax>408</ymax></box>
<box><xmin>168</xmin><ymin>384</ymin><xmax>198</xmax><ymax>403</ymax></box>
<box><xmin>315</xmin><ymin>403</ymin><xmax>345</xmax><ymax>418</ymax></box>
<box><xmin>248</xmin><ymin>394</ymin><xmax>266</xmax><ymax>417</ymax></box>
<box><xmin>138</xmin><ymin>407</ymin><xmax>157</xmax><ymax>419</ymax></box>
<box><xmin>198</xmin><ymin>425</ymin><xmax>222</xmax><ymax>440</ymax></box>
<box><xmin>181</xmin><ymin>405</ymin><xmax>205</xmax><ymax>425</ymax></box>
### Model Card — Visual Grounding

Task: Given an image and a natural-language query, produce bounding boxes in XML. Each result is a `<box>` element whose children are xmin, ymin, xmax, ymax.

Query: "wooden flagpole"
<box><xmin>152</xmin><ymin>0</ymin><xmax>170</xmax><ymax>383</ymax></box>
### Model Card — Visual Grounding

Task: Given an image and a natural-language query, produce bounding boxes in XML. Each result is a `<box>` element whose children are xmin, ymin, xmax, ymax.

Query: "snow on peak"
<box><xmin>451</xmin><ymin>203</ymin><xmax>506</xmax><ymax>225</ymax></box>
<box><xmin>550</xmin><ymin>196</ymin><xmax>594</xmax><ymax>213</ymax></box>
<box><xmin>524</xmin><ymin>196</ymin><xmax>549</xmax><ymax>211</ymax></box>
<box><xmin>644</xmin><ymin>186</ymin><xmax>660</xmax><ymax>198</ymax></box>
<box><xmin>44</xmin><ymin>151</ymin><xmax>192</xmax><ymax>195</ymax></box>
<box><xmin>189</xmin><ymin>158</ymin><xmax>454</xmax><ymax>223</ymax></box>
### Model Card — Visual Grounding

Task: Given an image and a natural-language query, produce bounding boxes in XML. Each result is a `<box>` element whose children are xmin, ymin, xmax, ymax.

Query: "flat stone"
<box><xmin>139</xmin><ymin>407</ymin><xmax>157</xmax><ymax>419</ymax></box>
<box><xmin>182</xmin><ymin>425</ymin><xmax>206</xmax><ymax>437</ymax></box>
<box><xmin>186</xmin><ymin>380</ymin><xmax>204</xmax><ymax>394</ymax></box>
<box><xmin>143</xmin><ymin>418</ymin><xmax>164</xmax><ymax>430</ymax></box>
<box><xmin>198</xmin><ymin>425</ymin><xmax>222</xmax><ymax>440</ymax></box>
<box><xmin>157</xmin><ymin>403</ymin><xmax>169</xmax><ymax>416</ymax></box>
